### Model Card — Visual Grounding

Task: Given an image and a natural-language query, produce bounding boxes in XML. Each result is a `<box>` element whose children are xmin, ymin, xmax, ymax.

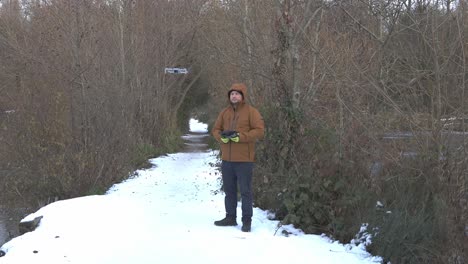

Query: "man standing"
<box><xmin>212</xmin><ymin>83</ymin><xmax>265</xmax><ymax>232</ymax></box>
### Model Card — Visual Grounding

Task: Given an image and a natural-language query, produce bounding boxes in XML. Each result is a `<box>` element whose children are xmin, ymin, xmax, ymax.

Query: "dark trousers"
<box><xmin>221</xmin><ymin>161</ymin><xmax>254</xmax><ymax>219</ymax></box>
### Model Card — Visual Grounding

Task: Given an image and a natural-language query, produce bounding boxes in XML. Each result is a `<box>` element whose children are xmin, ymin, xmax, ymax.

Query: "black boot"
<box><xmin>241</xmin><ymin>217</ymin><xmax>251</xmax><ymax>232</ymax></box>
<box><xmin>214</xmin><ymin>216</ymin><xmax>237</xmax><ymax>226</ymax></box>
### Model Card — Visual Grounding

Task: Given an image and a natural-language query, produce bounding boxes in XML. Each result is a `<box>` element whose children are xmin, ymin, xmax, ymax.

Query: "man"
<box><xmin>212</xmin><ymin>83</ymin><xmax>265</xmax><ymax>232</ymax></box>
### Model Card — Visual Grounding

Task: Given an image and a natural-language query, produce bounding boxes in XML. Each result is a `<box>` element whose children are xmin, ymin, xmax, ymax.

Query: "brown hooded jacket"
<box><xmin>212</xmin><ymin>83</ymin><xmax>265</xmax><ymax>162</ymax></box>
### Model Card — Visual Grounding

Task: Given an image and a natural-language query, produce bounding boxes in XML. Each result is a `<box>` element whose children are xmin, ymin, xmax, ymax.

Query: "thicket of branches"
<box><xmin>0</xmin><ymin>0</ymin><xmax>207</xmax><ymax>203</ymax></box>
<box><xmin>198</xmin><ymin>0</ymin><xmax>466</xmax><ymax>263</ymax></box>
<box><xmin>0</xmin><ymin>0</ymin><xmax>466</xmax><ymax>263</ymax></box>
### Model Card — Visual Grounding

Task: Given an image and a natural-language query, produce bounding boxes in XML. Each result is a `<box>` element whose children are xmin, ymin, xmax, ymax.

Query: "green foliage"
<box><xmin>366</xmin><ymin>158</ymin><xmax>449</xmax><ymax>263</ymax></box>
<box><xmin>281</xmin><ymin>167</ymin><xmax>372</xmax><ymax>239</ymax></box>
<box><xmin>132</xmin><ymin>127</ymin><xmax>184</xmax><ymax>168</ymax></box>
<box><xmin>85</xmin><ymin>185</ymin><xmax>108</xmax><ymax>196</ymax></box>
<box><xmin>161</xmin><ymin>129</ymin><xmax>184</xmax><ymax>154</ymax></box>
<box><xmin>256</xmin><ymin>117</ymin><xmax>378</xmax><ymax>242</ymax></box>
<box><xmin>283</xmin><ymin>174</ymin><xmax>332</xmax><ymax>233</ymax></box>
<box><xmin>368</xmin><ymin>207</ymin><xmax>444</xmax><ymax>263</ymax></box>
<box><xmin>131</xmin><ymin>143</ymin><xmax>160</xmax><ymax>169</ymax></box>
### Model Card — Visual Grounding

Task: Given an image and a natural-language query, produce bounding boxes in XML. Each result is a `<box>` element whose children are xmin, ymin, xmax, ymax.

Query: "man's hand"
<box><xmin>220</xmin><ymin>130</ymin><xmax>239</xmax><ymax>143</ymax></box>
<box><xmin>220</xmin><ymin>136</ymin><xmax>230</xmax><ymax>143</ymax></box>
<box><xmin>230</xmin><ymin>134</ymin><xmax>240</xmax><ymax>142</ymax></box>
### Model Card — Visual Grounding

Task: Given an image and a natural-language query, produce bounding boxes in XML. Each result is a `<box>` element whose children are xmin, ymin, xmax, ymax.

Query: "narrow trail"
<box><xmin>0</xmin><ymin>120</ymin><xmax>380</xmax><ymax>264</ymax></box>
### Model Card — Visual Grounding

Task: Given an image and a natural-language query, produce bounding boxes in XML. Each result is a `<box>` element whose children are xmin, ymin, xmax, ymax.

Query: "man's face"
<box><xmin>229</xmin><ymin>91</ymin><xmax>243</xmax><ymax>104</ymax></box>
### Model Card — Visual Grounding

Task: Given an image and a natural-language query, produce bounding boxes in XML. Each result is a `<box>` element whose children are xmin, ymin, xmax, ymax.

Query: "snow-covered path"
<box><xmin>0</xmin><ymin>119</ymin><xmax>381</xmax><ymax>264</ymax></box>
